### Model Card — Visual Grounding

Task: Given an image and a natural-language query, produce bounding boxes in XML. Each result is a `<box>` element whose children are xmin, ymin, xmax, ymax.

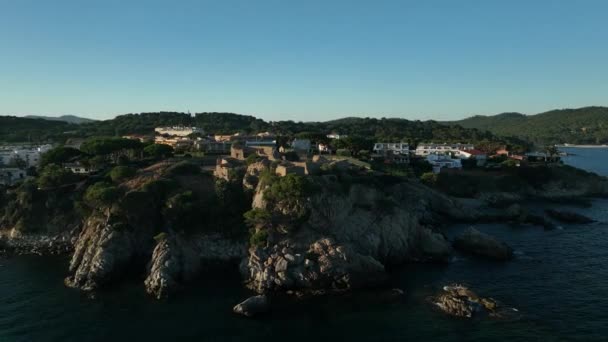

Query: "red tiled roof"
<box><xmin>461</xmin><ymin>149</ymin><xmax>486</xmax><ymax>155</ymax></box>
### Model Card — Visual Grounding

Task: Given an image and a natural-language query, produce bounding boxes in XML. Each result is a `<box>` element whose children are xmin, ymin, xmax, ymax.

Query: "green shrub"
<box><xmin>420</xmin><ymin>172</ymin><xmax>438</xmax><ymax>186</ymax></box>
<box><xmin>154</xmin><ymin>232</ymin><xmax>168</xmax><ymax>242</ymax></box>
<box><xmin>144</xmin><ymin>144</ymin><xmax>174</xmax><ymax>159</ymax></box>
<box><xmin>109</xmin><ymin>166</ymin><xmax>137</xmax><ymax>183</ymax></box>
<box><xmin>244</xmin><ymin>208</ymin><xmax>272</xmax><ymax>227</ymax></box>
<box><xmin>245</xmin><ymin>154</ymin><xmax>261</xmax><ymax>165</ymax></box>
<box><xmin>501</xmin><ymin>159</ymin><xmax>520</xmax><ymax>168</ymax></box>
<box><xmin>249</xmin><ymin>230</ymin><xmax>268</xmax><ymax>248</ymax></box>
<box><xmin>336</xmin><ymin>149</ymin><xmax>351</xmax><ymax>157</ymax></box>
<box><xmin>264</xmin><ymin>174</ymin><xmax>312</xmax><ymax>203</ymax></box>
<box><xmin>37</xmin><ymin>164</ymin><xmax>78</xmax><ymax>189</ymax></box>
<box><xmin>84</xmin><ymin>182</ymin><xmax>121</xmax><ymax>208</ymax></box>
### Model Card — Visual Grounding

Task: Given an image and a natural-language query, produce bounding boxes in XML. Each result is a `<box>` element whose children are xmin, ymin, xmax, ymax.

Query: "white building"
<box><xmin>64</xmin><ymin>163</ymin><xmax>97</xmax><ymax>175</ymax></box>
<box><xmin>426</xmin><ymin>154</ymin><xmax>462</xmax><ymax>173</ymax></box>
<box><xmin>415</xmin><ymin>143</ymin><xmax>475</xmax><ymax>156</ymax></box>
<box><xmin>0</xmin><ymin>144</ymin><xmax>53</xmax><ymax>168</ymax></box>
<box><xmin>154</xmin><ymin>126</ymin><xmax>204</xmax><ymax>137</ymax></box>
<box><xmin>373</xmin><ymin>143</ymin><xmax>409</xmax><ymax>155</ymax></box>
<box><xmin>327</xmin><ymin>133</ymin><xmax>347</xmax><ymax>140</ymax></box>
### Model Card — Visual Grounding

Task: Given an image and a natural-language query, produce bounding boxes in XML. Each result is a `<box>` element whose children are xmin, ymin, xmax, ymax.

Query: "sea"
<box><xmin>1</xmin><ymin>147</ymin><xmax>607</xmax><ymax>342</ymax></box>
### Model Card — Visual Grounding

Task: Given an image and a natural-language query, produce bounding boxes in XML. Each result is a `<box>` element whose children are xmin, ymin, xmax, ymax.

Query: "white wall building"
<box><xmin>373</xmin><ymin>143</ymin><xmax>409</xmax><ymax>155</ymax></box>
<box><xmin>415</xmin><ymin>143</ymin><xmax>475</xmax><ymax>156</ymax></box>
<box><xmin>64</xmin><ymin>163</ymin><xmax>97</xmax><ymax>175</ymax></box>
<box><xmin>426</xmin><ymin>154</ymin><xmax>462</xmax><ymax>173</ymax></box>
<box><xmin>327</xmin><ymin>133</ymin><xmax>347</xmax><ymax>140</ymax></box>
<box><xmin>0</xmin><ymin>144</ymin><xmax>53</xmax><ymax>168</ymax></box>
<box><xmin>154</xmin><ymin>126</ymin><xmax>204</xmax><ymax>137</ymax></box>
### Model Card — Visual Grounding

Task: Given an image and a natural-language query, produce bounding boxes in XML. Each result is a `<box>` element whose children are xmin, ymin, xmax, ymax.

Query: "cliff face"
<box><xmin>65</xmin><ymin>213</ymin><xmax>154</xmax><ymax>291</ymax></box>
<box><xmin>144</xmin><ymin>232</ymin><xmax>246</xmax><ymax>299</ymax></box>
<box><xmin>243</xmin><ymin>176</ymin><xmax>462</xmax><ymax>293</ymax></box>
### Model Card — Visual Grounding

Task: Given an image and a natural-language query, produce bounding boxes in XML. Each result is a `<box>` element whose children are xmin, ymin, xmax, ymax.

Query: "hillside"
<box><xmin>0</xmin><ymin>116</ymin><xmax>73</xmax><ymax>143</ymax></box>
<box><xmin>451</xmin><ymin>106</ymin><xmax>608</xmax><ymax>145</ymax></box>
<box><xmin>1</xmin><ymin>111</ymin><xmax>527</xmax><ymax>150</ymax></box>
<box><xmin>24</xmin><ymin>115</ymin><xmax>96</xmax><ymax>124</ymax></box>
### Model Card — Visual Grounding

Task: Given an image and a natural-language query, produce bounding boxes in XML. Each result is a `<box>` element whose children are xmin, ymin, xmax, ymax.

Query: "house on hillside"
<box><xmin>372</xmin><ymin>143</ymin><xmax>410</xmax><ymax>164</ymax></box>
<box><xmin>415</xmin><ymin>143</ymin><xmax>475</xmax><ymax>156</ymax></box>
<box><xmin>155</xmin><ymin>126</ymin><xmax>204</xmax><ymax>137</ymax></box>
<box><xmin>458</xmin><ymin>149</ymin><xmax>487</xmax><ymax>166</ymax></box>
<box><xmin>426</xmin><ymin>154</ymin><xmax>462</xmax><ymax>173</ymax></box>
<box><xmin>64</xmin><ymin>162</ymin><xmax>97</xmax><ymax>175</ymax></box>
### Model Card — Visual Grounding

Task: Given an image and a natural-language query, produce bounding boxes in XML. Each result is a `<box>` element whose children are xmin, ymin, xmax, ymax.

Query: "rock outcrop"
<box><xmin>453</xmin><ymin>227</ymin><xmax>513</xmax><ymax>261</ymax></box>
<box><xmin>145</xmin><ymin>232</ymin><xmax>246</xmax><ymax>299</ymax></box>
<box><xmin>432</xmin><ymin>284</ymin><xmax>503</xmax><ymax>318</ymax></box>
<box><xmin>243</xmin><ymin>176</ymin><xmax>459</xmax><ymax>293</ymax></box>
<box><xmin>65</xmin><ymin>214</ymin><xmax>153</xmax><ymax>291</ymax></box>
<box><xmin>0</xmin><ymin>231</ymin><xmax>74</xmax><ymax>256</ymax></box>
<box><xmin>233</xmin><ymin>295</ymin><xmax>269</xmax><ymax>317</ymax></box>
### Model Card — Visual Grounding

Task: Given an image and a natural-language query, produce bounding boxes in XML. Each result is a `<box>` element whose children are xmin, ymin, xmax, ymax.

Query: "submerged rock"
<box><xmin>453</xmin><ymin>227</ymin><xmax>513</xmax><ymax>261</ymax></box>
<box><xmin>233</xmin><ymin>295</ymin><xmax>269</xmax><ymax>317</ymax></box>
<box><xmin>545</xmin><ymin>209</ymin><xmax>595</xmax><ymax>224</ymax></box>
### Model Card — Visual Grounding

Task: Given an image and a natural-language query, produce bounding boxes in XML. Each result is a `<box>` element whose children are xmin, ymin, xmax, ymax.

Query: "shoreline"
<box><xmin>557</xmin><ymin>144</ymin><xmax>608</xmax><ymax>149</ymax></box>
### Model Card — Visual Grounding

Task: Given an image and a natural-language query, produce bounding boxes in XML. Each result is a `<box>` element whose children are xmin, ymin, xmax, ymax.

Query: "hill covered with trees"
<box><xmin>450</xmin><ymin>106</ymin><xmax>608</xmax><ymax>145</ymax></box>
<box><xmin>1</xmin><ymin>111</ymin><xmax>527</xmax><ymax>150</ymax></box>
<box><xmin>0</xmin><ymin>116</ymin><xmax>74</xmax><ymax>143</ymax></box>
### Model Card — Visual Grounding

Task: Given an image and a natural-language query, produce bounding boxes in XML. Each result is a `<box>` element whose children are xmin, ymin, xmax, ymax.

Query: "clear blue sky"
<box><xmin>1</xmin><ymin>0</ymin><xmax>607</xmax><ymax>121</ymax></box>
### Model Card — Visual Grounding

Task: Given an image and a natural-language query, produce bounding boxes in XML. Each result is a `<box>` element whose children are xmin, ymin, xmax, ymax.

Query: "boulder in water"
<box><xmin>233</xmin><ymin>295</ymin><xmax>269</xmax><ymax>317</ymax></box>
<box><xmin>432</xmin><ymin>284</ymin><xmax>500</xmax><ymax>318</ymax></box>
<box><xmin>453</xmin><ymin>227</ymin><xmax>513</xmax><ymax>261</ymax></box>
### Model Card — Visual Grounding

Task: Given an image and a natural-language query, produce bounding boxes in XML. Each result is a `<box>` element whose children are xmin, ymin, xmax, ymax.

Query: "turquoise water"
<box><xmin>1</xmin><ymin>148</ymin><xmax>607</xmax><ymax>341</ymax></box>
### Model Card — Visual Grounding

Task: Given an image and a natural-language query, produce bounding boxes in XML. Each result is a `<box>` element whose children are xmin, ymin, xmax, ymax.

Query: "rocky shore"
<box><xmin>0</xmin><ymin>160</ymin><xmax>605</xmax><ymax>320</ymax></box>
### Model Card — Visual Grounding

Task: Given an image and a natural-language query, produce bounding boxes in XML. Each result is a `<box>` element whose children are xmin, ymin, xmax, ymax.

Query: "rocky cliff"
<box><xmin>144</xmin><ymin>232</ymin><xmax>246</xmax><ymax>299</ymax></box>
<box><xmin>242</xmin><ymin>174</ymin><xmax>466</xmax><ymax>293</ymax></box>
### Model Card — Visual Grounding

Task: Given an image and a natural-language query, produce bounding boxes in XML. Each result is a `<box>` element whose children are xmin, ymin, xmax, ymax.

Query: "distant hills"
<box><xmin>449</xmin><ymin>106</ymin><xmax>608</xmax><ymax>145</ymax></box>
<box><xmin>24</xmin><ymin>115</ymin><xmax>96</xmax><ymax>124</ymax></box>
<box><xmin>3</xmin><ymin>106</ymin><xmax>606</xmax><ymax>147</ymax></box>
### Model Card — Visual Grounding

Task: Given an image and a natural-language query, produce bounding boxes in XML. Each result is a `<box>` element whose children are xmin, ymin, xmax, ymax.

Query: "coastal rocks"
<box><xmin>145</xmin><ymin>233</ymin><xmax>197</xmax><ymax>300</ymax></box>
<box><xmin>545</xmin><ymin>209</ymin><xmax>595</xmax><ymax>224</ymax></box>
<box><xmin>243</xmin><ymin>179</ymin><xmax>461</xmax><ymax>293</ymax></box>
<box><xmin>145</xmin><ymin>233</ymin><xmax>246</xmax><ymax>300</ymax></box>
<box><xmin>0</xmin><ymin>232</ymin><xmax>73</xmax><ymax>256</ymax></box>
<box><xmin>233</xmin><ymin>295</ymin><xmax>269</xmax><ymax>317</ymax></box>
<box><xmin>243</xmin><ymin>160</ymin><xmax>271</xmax><ymax>190</ymax></box>
<box><xmin>432</xmin><ymin>284</ymin><xmax>501</xmax><ymax>318</ymax></box>
<box><xmin>453</xmin><ymin>227</ymin><xmax>513</xmax><ymax>261</ymax></box>
<box><xmin>65</xmin><ymin>214</ymin><xmax>151</xmax><ymax>291</ymax></box>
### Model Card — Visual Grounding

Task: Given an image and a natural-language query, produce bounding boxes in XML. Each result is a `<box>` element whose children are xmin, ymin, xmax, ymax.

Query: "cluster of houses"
<box><xmin>0</xmin><ymin>124</ymin><xmax>562</xmax><ymax>187</ymax></box>
<box><xmin>372</xmin><ymin>142</ymin><xmax>488</xmax><ymax>173</ymax></box>
<box><xmin>0</xmin><ymin>144</ymin><xmax>53</xmax><ymax>185</ymax></box>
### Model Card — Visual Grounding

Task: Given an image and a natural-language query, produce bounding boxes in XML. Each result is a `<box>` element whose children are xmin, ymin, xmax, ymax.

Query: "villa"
<box><xmin>415</xmin><ymin>143</ymin><xmax>475</xmax><ymax>156</ymax></box>
<box><xmin>154</xmin><ymin>126</ymin><xmax>204</xmax><ymax>137</ymax></box>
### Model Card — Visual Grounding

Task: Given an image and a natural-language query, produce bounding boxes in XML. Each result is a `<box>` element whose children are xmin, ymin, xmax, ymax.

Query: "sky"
<box><xmin>1</xmin><ymin>0</ymin><xmax>607</xmax><ymax>121</ymax></box>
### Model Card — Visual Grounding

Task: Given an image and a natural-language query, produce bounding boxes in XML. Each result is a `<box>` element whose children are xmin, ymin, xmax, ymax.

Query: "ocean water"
<box><xmin>1</xmin><ymin>148</ymin><xmax>607</xmax><ymax>342</ymax></box>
